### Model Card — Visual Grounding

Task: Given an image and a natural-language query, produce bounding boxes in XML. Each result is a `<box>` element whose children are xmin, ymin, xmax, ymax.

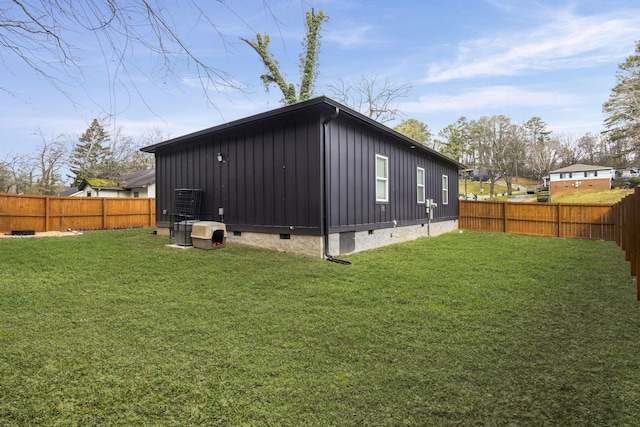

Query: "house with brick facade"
<box><xmin>548</xmin><ymin>164</ymin><xmax>613</xmax><ymax>196</ymax></box>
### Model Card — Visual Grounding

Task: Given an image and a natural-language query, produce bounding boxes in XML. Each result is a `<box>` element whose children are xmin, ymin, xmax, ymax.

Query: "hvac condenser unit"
<box><xmin>175</xmin><ymin>220</ymin><xmax>199</xmax><ymax>246</ymax></box>
<box><xmin>191</xmin><ymin>221</ymin><xmax>227</xmax><ymax>250</ymax></box>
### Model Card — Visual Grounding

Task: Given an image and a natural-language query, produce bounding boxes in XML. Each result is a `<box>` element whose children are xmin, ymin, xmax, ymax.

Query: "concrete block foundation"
<box><xmin>156</xmin><ymin>219</ymin><xmax>458</xmax><ymax>258</ymax></box>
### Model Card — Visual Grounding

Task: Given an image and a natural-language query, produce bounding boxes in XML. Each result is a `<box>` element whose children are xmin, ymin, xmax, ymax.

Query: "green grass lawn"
<box><xmin>459</xmin><ymin>178</ymin><xmax>535</xmax><ymax>198</ymax></box>
<box><xmin>550</xmin><ymin>188</ymin><xmax>634</xmax><ymax>204</ymax></box>
<box><xmin>2</xmin><ymin>229</ymin><xmax>640</xmax><ymax>425</ymax></box>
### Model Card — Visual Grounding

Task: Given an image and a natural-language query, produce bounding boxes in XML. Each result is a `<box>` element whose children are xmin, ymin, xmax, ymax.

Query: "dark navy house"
<box><xmin>142</xmin><ymin>96</ymin><xmax>463</xmax><ymax>257</ymax></box>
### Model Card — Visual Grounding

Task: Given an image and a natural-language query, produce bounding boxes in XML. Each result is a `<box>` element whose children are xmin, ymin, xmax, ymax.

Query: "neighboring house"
<box><xmin>120</xmin><ymin>169</ymin><xmax>156</xmax><ymax>198</ymax></box>
<box><xmin>57</xmin><ymin>187</ymin><xmax>82</xmax><ymax>197</ymax></box>
<box><xmin>75</xmin><ymin>169</ymin><xmax>156</xmax><ymax>198</ymax></box>
<box><xmin>615</xmin><ymin>166</ymin><xmax>640</xmax><ymax>179</ymax></box>
<box><xmin>548</xmin><ymin>164</ymin><xmax>614</xmax><ymax>195</ymax></box>
<box><xmin>141</xmin><ymin>96</ymin><xmax>464</xmax><ymax>257</ymax></box>
<box><xmin>464</xmin><ymin>167</ymin><xmax>489</xmax><ymax>182</ymax></box>
<box><xmin>78</xmin><ymin>178</ymin><xmax>121</xmax><ymax>198</ymax></box>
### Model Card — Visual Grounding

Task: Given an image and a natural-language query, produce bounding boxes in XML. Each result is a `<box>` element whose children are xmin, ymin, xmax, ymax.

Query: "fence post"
<box><xmin>620</xmin><ymin>199</ymin><xmax>632</xmax><ymax>261</ymax></box>
<box><xmin>502</xmin><ymin>201</ymin><xmax>507</xmax><ymax>233</ymax></box>
<box><xmin>614</xmin><ymin>202</ymin><xmax>620</xmax><ymax>246</ymax></box>
<box><xmin>631</xmin><ymin>190</ymin><xmax>638</xmax><ymax>275</ymax></box>
<box><xmin>45</xmin><ymin>196</ymin><xmax>50</xmax><ymax>232</ymax></box>
<box><xmin>102</xmin><ymin>198</ymin><xmax>107</xmax><ymax>229</ymax></box>
<box><xmin>149</xmin><ymin>197</ymin><xmax>154</xmax><ymax>227</ymax></box>
<box><xmin>635</xmin><ymin>188</ymin><xmax>640</xmax><ymax>300</ymax></box>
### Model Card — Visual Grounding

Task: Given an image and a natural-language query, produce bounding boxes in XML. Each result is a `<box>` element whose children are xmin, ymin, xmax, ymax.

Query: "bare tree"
<box><xmin>31</xmin><ymin>129</ymin><xmax>68</xmax><ymax>194</ymax></box>
<box><xmin>0</xmin><ymin>158</ymin><xmax>14</xmax><ymax>193</ymax></box>
<box><xmin>102</xmin><ymin>125</ymin><xmax>159</xmax><ymax>178</ymax></box>
<box><xmin>526</xmin><ymin>135</ymin><xmax>562</xmax><ymax>183</ymax></box>
<box><xmin>492</xmin><ymin>118</ymin><xmax>526</xmax><ymax>195</ymax></box>
<box><xmin>1</xmin><ymin>1</ymin><xmax>242</xmax><ymax>104</ymax></box>
<box><xmin>523</xmin><ymin>117</ymin><xmax>561</xmax><ymax>183</ymax></box>
<box><xmin>326</xmin><ymin>75</ymin><xmax>411</xmax><ymax>123</ymax></box>
<box><xmin>0</xmin><ymin>152</ymin><xmax>31</xmax><ymax>194</ymax></box>
<box><xmin>133</xmin><ymin>128</ymin><xmax>167</xmax><ymax>170</ymax></box>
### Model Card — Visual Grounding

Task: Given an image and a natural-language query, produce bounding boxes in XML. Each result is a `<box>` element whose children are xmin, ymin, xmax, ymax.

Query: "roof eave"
<box><xmin>140</xmin><ymin>96</ymin><xmax>466</xmax><ymax>170</ymax></box>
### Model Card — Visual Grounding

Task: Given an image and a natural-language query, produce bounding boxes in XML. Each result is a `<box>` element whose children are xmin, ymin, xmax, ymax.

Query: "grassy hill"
<box><xmin>459</xmin><ymin>177</ymin><xmax>536</xmax><ymax>198</ymax></box>
<box><xmin>549</xmin><ymin>188</ymin><xmax>633</xmax><ymax>204</ymax></box>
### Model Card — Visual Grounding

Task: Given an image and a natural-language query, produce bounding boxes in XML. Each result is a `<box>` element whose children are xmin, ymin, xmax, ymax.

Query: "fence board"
<box><xmin>0</xmin><ymin>193</ymin><xmax>155</xmax><ymax>233</ymax></box>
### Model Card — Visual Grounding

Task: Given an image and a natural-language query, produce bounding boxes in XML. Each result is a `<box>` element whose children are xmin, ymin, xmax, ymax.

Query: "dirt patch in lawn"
<box><xmin>0</xmin><ymin>230</ymin><xmax>83</xmax><ymax>239</ymax></box>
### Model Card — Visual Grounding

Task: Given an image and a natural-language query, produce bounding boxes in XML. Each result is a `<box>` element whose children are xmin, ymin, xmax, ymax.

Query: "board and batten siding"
<box><xmin>154</xmin><ymin>110</ymin><xmax>323</xmax><ymax>234</ymax></box>
<box><xmin>150</xmin><ymin>98</ymin><xmax>461</xmax><ymax>240</ymax></box>
<box><xmin>325</xmin><ymin>113</ymin><xmax>459</xmax><ymax>233</ymax></box>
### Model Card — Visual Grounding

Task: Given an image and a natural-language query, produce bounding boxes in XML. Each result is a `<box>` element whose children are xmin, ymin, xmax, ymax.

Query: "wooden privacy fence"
<box><xmin>460</xmin><ymin>195</ymin><xmax>640</xmax><ymax>300</ymax></box>
<box><xmin>0</xmin><ymin>193</ymin><xmax>155</xmax><ymax>233</ymax></box>
<box><xmin>613</xmin><ymin>187</ymin><xmax>640</xmax><ymax>300</ymax></box>
<box><xmin>459</xmin><ymin>199</ymin><xmax>615</xmax><ymax>240</ymax></box>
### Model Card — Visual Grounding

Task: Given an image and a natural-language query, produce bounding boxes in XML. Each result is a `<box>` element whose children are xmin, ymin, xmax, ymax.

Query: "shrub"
<box><xmin>611</xmin><ymin>178</ymin><xmax>629</xmax><ymax>189</ymax></box>
<box><xmin>628</xmin><ymin>177</ymin><xmax>640</xmax><ymax>188</ymax></box>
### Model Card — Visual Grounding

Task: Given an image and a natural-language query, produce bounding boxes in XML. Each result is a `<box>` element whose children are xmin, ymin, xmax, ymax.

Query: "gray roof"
<box><xmin>122</xmin><ymin>169</ymin><xmax>155</xmax><ymax>189</ymax></box>
<box><xmin>58</xmin><ymin>187</ymin><xmax>82</xmax><ymax>196</ymax></box>
<box><xmin>549</xmin><ymin>163</ymin><xmax>612</xmax><ymax>174</ymax></box>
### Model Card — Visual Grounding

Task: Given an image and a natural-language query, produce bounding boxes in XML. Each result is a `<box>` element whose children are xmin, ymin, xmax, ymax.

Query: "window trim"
<box><xmin>442</xmin><ymin>174</ymin><xmax>449</xmax><ymax>205</ymax></box>
<box><xmin>417</xmin><ymin>166</ymin><xmax>425</xmax><ymax>204</ymax></box>
<box><xmin>376</xmin><ymin>154</ymin><xmax>389</xmax><ymax>203</ymax></box>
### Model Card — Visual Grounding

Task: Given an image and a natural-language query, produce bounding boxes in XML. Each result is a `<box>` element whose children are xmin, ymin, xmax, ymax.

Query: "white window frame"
<box><xmin>442</xmin><ymin>175</ymin><xmax>449</xmax><ymax>205</ymax></box>
<box><xmin>417</xmin><ymin>167</ymin><xmax>425</xmax><ymax>204</ymax></box>
<box><xmin>376</xmin><ymin>154</ymin><xmax>389</xmax><ymax>202</ymax></box>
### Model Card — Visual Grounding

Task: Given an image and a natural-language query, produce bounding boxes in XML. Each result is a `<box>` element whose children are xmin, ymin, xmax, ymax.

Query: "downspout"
<box><xmin>322</xmin><ymin>107</ymin><xmax>351</xmax><ymax>265</ymax></box>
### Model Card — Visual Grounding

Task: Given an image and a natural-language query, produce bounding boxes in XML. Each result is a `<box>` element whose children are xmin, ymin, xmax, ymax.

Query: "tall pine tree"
<box><xmin>603</xmin><ymin>40</ymin><xmax>640</xmax><ymax>155</ymax></box>
<box><xmin>68</xmin><ymin>119</ymin><xmax>112</xmax><ymax>186</ymax></box>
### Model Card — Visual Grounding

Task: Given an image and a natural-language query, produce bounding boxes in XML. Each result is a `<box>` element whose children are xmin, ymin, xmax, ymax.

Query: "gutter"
<box><xmin>322</xmin><ymin>107</ymin><xmax>351</xmax><ymax>265</ymax></box>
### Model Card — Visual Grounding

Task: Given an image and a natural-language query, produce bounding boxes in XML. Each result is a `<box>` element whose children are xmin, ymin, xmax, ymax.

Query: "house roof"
<box><xmin>77</xmin><ymin>170</ymin><xmax>155</xmax><ymax>191</ymax></box>
<box><xmin>79</xmin><ymin>178</ymin><xmax>120</xmax><ymax>190</ymax></box>
<box><xmin>122</xmin><ymin>169</ymin><xmax>155</xmax><ymax>189</ymax></box>
<box><xmin>549</xmin><ymin>163</ymin><xmax>612</xmax><ymax>174</ymax></box>
<box><xmin>140</xmin><ymin>96</ymin><xmax>466</xmax><ymax>170</ymax></box>
<box><xmin>57</xmin><ymin>187</ymin><xmax>82</xmax><ymax>197</ymax></box>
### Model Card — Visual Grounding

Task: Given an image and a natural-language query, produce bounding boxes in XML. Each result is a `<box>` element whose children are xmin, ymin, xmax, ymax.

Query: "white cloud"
<box><xmin>401</xmin><ymin>85</ymin><xmax>577</xmax><ymax>114</ymax></box>
<box><xmin>425</xmin><ymin>7</ymin><xmax>640</xmax><ymax>82</ymax></box>
<box><xmin>324</xmin><ymin>23</ymin><xmax>379</xmax><ymax>48</ymax></box>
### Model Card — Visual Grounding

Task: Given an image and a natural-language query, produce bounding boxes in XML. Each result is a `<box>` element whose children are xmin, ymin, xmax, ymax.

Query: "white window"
<box><xmin>442</xmin><ymin>175</ymin><xmax>449</xmax><ymax>205</ymax></box>
<box><xmin>417</xmin><ymin>167</ymin><xmax>425</xmax><ymax>204</ymax></box>
<box><xmin>376</xmin><ymin>154</ymin><xmax>389</xmax><ymax>202</ymax></box>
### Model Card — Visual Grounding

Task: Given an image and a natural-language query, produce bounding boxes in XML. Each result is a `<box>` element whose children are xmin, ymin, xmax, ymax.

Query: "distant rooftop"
<box><xmin>549</xmin><ymin>164</ymin><xmax>612</xmax><ymax>174</ymax></box>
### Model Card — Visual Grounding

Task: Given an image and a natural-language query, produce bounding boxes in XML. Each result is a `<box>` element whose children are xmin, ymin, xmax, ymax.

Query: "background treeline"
<box><xmin>0</xmin><ymin>119</ymin><xmax>159</xmax><ymax>195</ymax></box>
<box><xmin>431</xmin><ymin>115</ymin><xmax>627</xmax><ymax>195</ymax></box>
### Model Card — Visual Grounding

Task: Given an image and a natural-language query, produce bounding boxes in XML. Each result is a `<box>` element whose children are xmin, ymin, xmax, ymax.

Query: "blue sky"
<box><xmin>2</xmin><ymin>0</ymin><xmax>640</xmax><ymax>165</ymax></box>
